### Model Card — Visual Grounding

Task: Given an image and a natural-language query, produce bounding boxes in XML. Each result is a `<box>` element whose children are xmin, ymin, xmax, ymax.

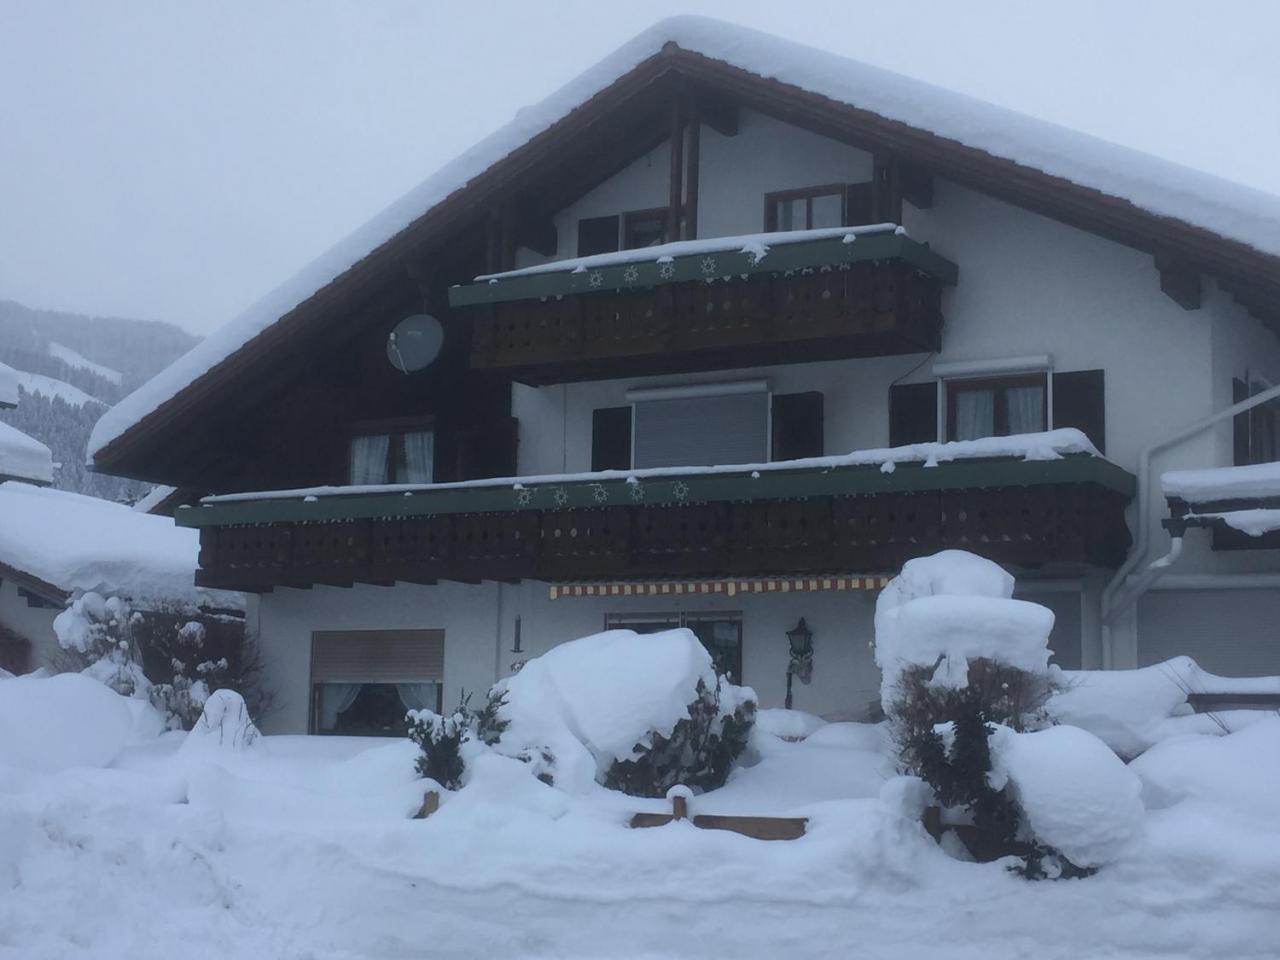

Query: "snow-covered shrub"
<box><xmin>603</xmin><ymin>677</ymin><xmax>756</xmax><ymax>797</ymax></box>
<box><xmin>54</xmin><ymin>591</ymin><xmax>150</xmax><ymax>698</ymax></box>
<box><xmin>179</xmin><ymin>688</ymin><xmax>261</xmax><ymax>754</ymax></box>
<box><xmin>875</xmin><ymin>551</ymin><xmax>1130</xmax><ymax>877</ymax></box>
<box><xmin>483</xmin><ymin>628</ymin><xmax>757</xmax><ymax>796</ymax></box>
<box><xmin>407</xmin><ymin>702</ymin><xmax>471</xmax><ymax>790</ymax></box>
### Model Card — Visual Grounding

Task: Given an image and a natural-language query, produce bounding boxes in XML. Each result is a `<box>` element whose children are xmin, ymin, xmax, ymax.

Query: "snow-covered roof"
<box><xmin>0</xmin><ymin>483</ymin><xmax>240</xmax><ymax>605</ymax></box>
<box><xmin>0</xmin><ymin>362</ymin><xmax>17</xmax><ymax>408</ymax></box>
<box><xmin>131</xmin><ymin>484</ymin><xmax>178</xmax><ymax>514</ymax></box>
<box><xmin>0</xmin><ymin>422</ymin><xmax>54</xmax><ymax>485</ymax></box>
<box><xmin>1162</xmin><ymin>462</ymin><xmax>1280</xmax><ymax>503</ymax></box>
<box><xmin>88</xmin><ymin>16</ymin><xmax>1280</xmax><ymax>464</ymax></box>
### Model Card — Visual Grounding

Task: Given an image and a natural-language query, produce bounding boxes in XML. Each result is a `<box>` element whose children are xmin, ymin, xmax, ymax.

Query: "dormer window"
<box><xmin>576</xmin><ymin>207</ymin><xmax>673</xmax><ymax>257</ymax></box>
<box><xmin>349</xmin><ymin>419</ymin><xmax>434</xmax><ymax>485</ymax></box>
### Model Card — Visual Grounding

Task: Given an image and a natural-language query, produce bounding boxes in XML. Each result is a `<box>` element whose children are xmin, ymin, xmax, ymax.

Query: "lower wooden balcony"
<box><xmin>179</xmin><ymin>456</ymin><xmax>1135</xmax><ymax>592</ymax></box>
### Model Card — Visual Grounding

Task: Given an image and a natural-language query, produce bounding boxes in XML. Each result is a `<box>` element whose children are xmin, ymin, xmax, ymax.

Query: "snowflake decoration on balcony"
<box><xmin>590</xmin><ymin>483</ymin><xmax>609</xmax><ymax>503</ymax></box>
<box><xmin>700</xmin><ymin>256</ymin><xmax>718</xmax><ymax>275</ymax></box>
<box><xmin>658</xmin><ymin>261</ymin><xmax>676</xmax><ymax>280</ymax></box>
<box><xmin>553</xmin><ymin>486</ymin><xmax>569</xmax><ymax>507</ymax></box>
<box><xmin>672</xmin><ymin>480</ymin><xmax>690</xmax><ymax>503</ymax></box>
<box><xmin>587</xmin><ymin>270</ymin><xmax>604</xmax><ymax>288</ymax></box>
<box><xmin>622</xmin><ymin>265</ymin><xmax>640</xmax><ymax>285</ymax></box>
<box><xmin>629</xmin><ymin>482</ymin><xmax>645</xmax><ymax>502</ymax></box>
<box><xmin>515</xmin><ymin>487</ymin><xmax>533</xmax><ymax>507</ymax></box>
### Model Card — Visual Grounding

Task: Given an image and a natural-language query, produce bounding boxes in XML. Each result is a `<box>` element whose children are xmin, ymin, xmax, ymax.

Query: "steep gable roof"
<box><xmin>90</xmin><ymin>16</ymin><xmax>1280</xmax><ymax>474</ymax></box>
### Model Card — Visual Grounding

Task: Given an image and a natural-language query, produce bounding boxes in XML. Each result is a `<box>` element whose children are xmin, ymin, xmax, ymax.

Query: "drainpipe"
<box><xmin>1100</xmin><ymin>381</ymin><xmax>1280</xmax><ymax>668</ymax></box>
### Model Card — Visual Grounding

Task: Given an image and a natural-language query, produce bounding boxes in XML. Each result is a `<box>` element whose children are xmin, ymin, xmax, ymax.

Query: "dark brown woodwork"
<box><xmin>1155</xmin><ymin>254</ymin><xmax>1202</xmax><ymax>310</ymax></box>
<box><xmin>193</xmin><ymin>479</ymin><xmax>1131</xmax><ymax>591</ymax></box>
<box><xmin>685</xmin><ymin>98</ymin><xmax>701</xmax><ymax>239</ymax></box>
<box><xmin>469</xmin><ymin>260</ymin><xmax>944</xmax><ymax>384</ymax></box>
<box><xmin>694</xmin><ymin>90</ymin><xmax>739</xmax><ymax>137</ymax></box>
<box><xmin>872</xmin><ymin>155</ymin><xmax>903</xmax><ymax>224</ymax></box>
<box><xmin>667</xmin><ymin>94</ymin><xmax>685</xmax><ymax>242</ymax></box>
<box><xmin>899</xmin><ymin>162</ymin><xmax>934</xmax><ymax>209</ymax></box>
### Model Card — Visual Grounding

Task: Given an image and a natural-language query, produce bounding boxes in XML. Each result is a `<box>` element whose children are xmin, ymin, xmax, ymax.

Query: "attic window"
<box><xmin>349</xmin><ymin>419</ymin><xmax>434</xmax><ymax>485</ymax></box>
<box><xmin>765</xmin><ymin>184</ymin><xmax>850</xmax><ymax>232</ymax></box>
<box><xmin>622</xmin><ymin>208</ymin><xmax>668</xmax><ymax>249</ymax></box>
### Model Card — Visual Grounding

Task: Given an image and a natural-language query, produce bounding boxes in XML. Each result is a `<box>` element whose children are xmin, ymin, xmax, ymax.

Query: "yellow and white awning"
<box><xmin>548</xmin><ymin>575</ymin><xmax>891</xmax><ymax>601</ymax></box>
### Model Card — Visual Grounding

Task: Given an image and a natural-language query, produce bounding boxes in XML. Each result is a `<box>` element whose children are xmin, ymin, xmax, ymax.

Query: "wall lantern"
<box><xmin>785</xmin><ymin>617</ymin><xmax>814</xmax><ymax>710</ymax></box>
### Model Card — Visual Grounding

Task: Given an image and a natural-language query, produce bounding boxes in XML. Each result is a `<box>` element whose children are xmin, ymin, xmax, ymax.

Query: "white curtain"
<box><xmin>953</xmin><ymin>389</ymin><xmax>995</xmax><ymax>441</ymax></box>
<box><xmin>1005</xmin><ymin>385</ymin><xmax>1045</xmax><ymax>435</ymax></box>
<box><xmin>319</xmin><ymin>683</ymin><xmax>362</xmax><ymax>731</ymax></box>
<box><xmin>400</xmin><ymin>431</ymin><xmax>434</xmax><ymax>483</ymax></box>
<box><xmin>350</xmin><ymin>434</ymin><xmax>390</xmax><ymax>485</ymax></box>
<box><xmin>396</xmin><ymin>682</ymin><xmax>439</xmax><ymax>713</ymax></box>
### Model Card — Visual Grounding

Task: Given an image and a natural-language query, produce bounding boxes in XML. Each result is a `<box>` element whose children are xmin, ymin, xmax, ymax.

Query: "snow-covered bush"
<box><xmin>179</xmin><ymin>689</ymin><xmax>261</xmax><ymax>754</ymax></box>
<box><xmin>53</xmin><ymin>592</ymin><xmax>265</xmax><ymax>731</ymax></box>
<box><xmin>482</xmin><ymin>629</ymin><xmax>757</xmax><ymax>796</ymax></box>
<box><xmin>875</xmin><ymin>551</ymin><xmax>1135</xmax><ymax>877</ymax></box>
<box><xmin>407</xmin><ymin>704</ymin><xmax>470</xmax><ymax>790</ymax></box>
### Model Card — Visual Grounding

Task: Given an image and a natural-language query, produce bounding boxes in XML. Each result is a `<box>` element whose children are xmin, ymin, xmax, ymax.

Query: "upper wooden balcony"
<box><xmin>448</xmin><ymin>226</ymin><xmax>958</xmax><ymax>384</ymax></box>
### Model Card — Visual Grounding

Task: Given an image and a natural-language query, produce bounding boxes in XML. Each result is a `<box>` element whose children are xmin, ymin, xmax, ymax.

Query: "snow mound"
<box><xmin>0</xmin><ymin>673</ymin><xmax>133</xmax><ymax>772</ymax></box>
<box><xmin>1048</xmin><ymin>657</ymin><xmax>1280</xmax><ymax>758</ymax></box>
<box><xmin>180</xmin><ymin>689</ymin><xmax>261</xmax><ymax>754</ymax></box>
<box><xmin>875</xmin><ymin>552</ymin><xmax>1053</xmax><ymax>705</ymax></box>
<box><xmin>990</xmin><ymin>724</ymin><xmax>1144</xmax><ymax>868</ymax></box>
<box><xmin>490</xmin><ymin>628</ymin><xmax>727</xmax><ymax>793</ymax></box>
<box><xmin>754</xmin><ymin>708</ymin><xmax>826</xmax><ymax>741</ymax></box>
<box><xmin>1130</xmin><ymin>717</ymin><xmax>1280</xmax><ymax>821</ymax></box>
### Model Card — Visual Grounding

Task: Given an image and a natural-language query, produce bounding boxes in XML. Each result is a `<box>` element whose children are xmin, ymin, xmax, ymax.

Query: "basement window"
<box><xmin>311</xmin><ymin>630</ymin><xmax>444</xmax><ymax>737</ymax></box>
<box><xmin>349</xmin><ymin>419</ymin><xmax>434</xmax><ymax>485</ymax></box>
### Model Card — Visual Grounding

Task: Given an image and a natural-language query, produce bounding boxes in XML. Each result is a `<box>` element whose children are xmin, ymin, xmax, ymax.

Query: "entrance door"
<box><xmin>604</xmin><ymin>612</ymin><xmax>744</xmax><ymax>684</ymax></box>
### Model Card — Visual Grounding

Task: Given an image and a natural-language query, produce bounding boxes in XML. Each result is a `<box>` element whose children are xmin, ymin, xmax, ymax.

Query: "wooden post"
<box><xmin>671</xmin><ymin>793</ymin><xmax>688</xmax><ymax>821</ymax></box>
<box><xmin>667</xmin><ymin>94</ymin><xmax>685</xmax><ymax>242</ymax></box>
<box><xmin>416</xmin><ymin>789</ymin><xmax>440</xmax><ymax>819</ymax></box>
<box><xmin>684</xmin><ymin>97</ymin><xmax>700</xmax><ymax>241</ymax></box>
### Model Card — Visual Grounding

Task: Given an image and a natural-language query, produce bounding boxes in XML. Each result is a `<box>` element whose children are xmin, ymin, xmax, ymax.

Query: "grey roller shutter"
<box><xmin>632</xmin><ymin>392</ymin><xmax>770</xmax><ymax>469</ymax></box>
<box><xmin>311</xmin><ymin>630</ymin><xmax>444</xmax><ymax>684</ymax></box>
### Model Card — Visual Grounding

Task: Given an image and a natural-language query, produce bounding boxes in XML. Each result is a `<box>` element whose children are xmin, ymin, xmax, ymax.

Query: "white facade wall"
<box><xmin>0</xmin><ymin>578</ymin><xmax>60</xmax><ymax>671</ymax></box>
<box><xmin>254</xmin><ymin>110</ymin><xmax>1280</xmax><ymax>732</ymax></box>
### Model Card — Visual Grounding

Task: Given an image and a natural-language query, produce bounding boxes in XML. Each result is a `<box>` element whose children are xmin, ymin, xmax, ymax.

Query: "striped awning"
<box><xmin>548</xmin><ymin>575</ymin><xmax>891</xmax><ymax>601</ymax></box>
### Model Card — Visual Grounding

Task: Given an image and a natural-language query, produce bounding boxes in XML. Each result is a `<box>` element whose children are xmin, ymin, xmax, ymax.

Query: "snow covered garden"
<box><xmin>1</xmin><ymin>549</ymin><xmax>1277</xmax><ymax>959</ymax></box>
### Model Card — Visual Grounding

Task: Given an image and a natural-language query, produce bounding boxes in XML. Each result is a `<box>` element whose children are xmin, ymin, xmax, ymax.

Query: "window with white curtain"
<box><xmin>946</xmin><ymin>374</ymin><xmax>1047</xmax><ymax>441</ymax></box>
<box><xmin>349</xmin><ymin>423</ymin><xmax>434</xmax><ymax>484</ymax></box>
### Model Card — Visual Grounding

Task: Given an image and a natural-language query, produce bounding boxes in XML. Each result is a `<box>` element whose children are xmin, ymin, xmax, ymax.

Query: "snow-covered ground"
<box><xmin>2</xmin><ymin>680</ymin><xmax>1278</xmax><ymax>959</ymax></box>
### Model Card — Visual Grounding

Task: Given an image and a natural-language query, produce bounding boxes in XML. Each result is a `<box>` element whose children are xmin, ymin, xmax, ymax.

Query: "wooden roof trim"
<box><xmin>0</xmin><ymin>559</ymin><xmax>69</xmax><ymax>606</ymax></box>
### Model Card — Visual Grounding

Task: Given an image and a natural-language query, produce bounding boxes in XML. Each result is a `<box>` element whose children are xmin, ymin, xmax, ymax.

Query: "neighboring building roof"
<box><xmin>131</xmin><ymin>484</ymin><xmax>179</xmax><ymax>515</ymax></box>
<box><xmin>0</xmin><ymin>482</ymin><xmax>241</xmax><ymax>606</ymax></box>
<box><xmin>88</xmin><ymin>16</ymin><xmax>1280</xmax><ymax>471</ymax></box>
<box><xmin>0</xmin><ymin>422</ymin><xmax>54</xmax><ymax>486</ymax></box>
<box><xmin>0</xmin><ymin>362</ymin><xmax>17</xmax><ymax>409</ymax></box>
<box><xmin>1163</xmin><ymin>462</ymin><xmax>1280</xmax><ymax>503</ymax></box>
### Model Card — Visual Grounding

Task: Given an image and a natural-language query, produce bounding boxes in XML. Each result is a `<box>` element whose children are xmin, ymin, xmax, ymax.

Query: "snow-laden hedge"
<box><xmin>469</xmin><ymin>629</ymin><xmax>756</xmax><ymax>796</ymax></box>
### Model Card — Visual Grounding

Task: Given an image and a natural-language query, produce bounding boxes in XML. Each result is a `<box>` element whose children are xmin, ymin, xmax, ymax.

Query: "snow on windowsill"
<box><xmin>471</xmin><ymin>224</ymin><xmax>900</xmax><ymax>282</ymax></box>
<box><xmin>200</xmin><ymin>428</ymin><xmax>1101</xmax><ymax>505</ymax></box>
<box><xmin>1188</xmin><ymin>509</ymin><xmax>1280</xmax><ymax>537</ymax></box>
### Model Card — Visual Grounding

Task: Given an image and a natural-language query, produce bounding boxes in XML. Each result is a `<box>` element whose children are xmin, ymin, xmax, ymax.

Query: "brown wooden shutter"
<box><xmin>591</xmin><ymin>407</ymin><xmax>632</xmax><ymax>471</ymax></box>
<box><xmin>845</xmin><ymin>182</ymin><xmax>875</xmax><ymax>226</ymax></box>
<box><xmin>889</xmin><ymin>382</ymin><xmax>937</xmax><ymax>446</ymax></box>
<box><xmin>311</xmin><ymin>630</ymin><xmax>444</xmax><ymax>684</ymax></box>
<box><xmin>577</xmin><ymin>215</ymin><xmax>620</xmax><ymax>257</ymax></box>
<box><xmin>1052</xmin><ymin>370</ymin><xmax>1106</xmax><ymax>454</ymax></box>
<box><xmin>771</xmin><ymin>392</ymin><xmax>824</xmax><ymax>461</ymax></box>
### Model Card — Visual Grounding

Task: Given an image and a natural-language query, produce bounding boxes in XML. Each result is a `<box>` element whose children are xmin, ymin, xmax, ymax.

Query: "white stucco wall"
<box><xmin>0</xmin><ymin>577</ymin><xmax>60</xmax><ymax>671</ymax></box>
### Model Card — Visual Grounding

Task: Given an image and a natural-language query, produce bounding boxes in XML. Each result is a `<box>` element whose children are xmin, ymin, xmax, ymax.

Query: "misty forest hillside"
<box><xmin>0</xmin><ymin>299</ymin><xmax>198</xmax><ymax>500</ymax></box>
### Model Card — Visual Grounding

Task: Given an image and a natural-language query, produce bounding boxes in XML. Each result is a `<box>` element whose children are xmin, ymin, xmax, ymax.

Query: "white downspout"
<box><xmin>1100</xmin><ymin>382</ymin><xmax>1280</xmax><ymax>667</ymax></box>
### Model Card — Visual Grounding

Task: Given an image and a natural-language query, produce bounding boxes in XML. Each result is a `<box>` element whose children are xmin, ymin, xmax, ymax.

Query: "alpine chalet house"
<box><xmin>88</xmin><ymin>20</ymin><xmax>1280</xmax><ymax>734</ymax></box>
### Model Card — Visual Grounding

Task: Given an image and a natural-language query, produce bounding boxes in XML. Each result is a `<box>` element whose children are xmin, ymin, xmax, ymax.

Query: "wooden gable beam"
<box><xmin>899</xmin><ymin>161</ymin><xmax>934</xmax><ymax>209</ymax></box>
<box><xmin>694</xmin><ymin>90</ymin><xmax>739</xmax><ymax>137</ymax></box>
<box><xmin>1155</xmin><ymin>253</ymin><xmax>1202</xmax><ymax>310</ymax></box>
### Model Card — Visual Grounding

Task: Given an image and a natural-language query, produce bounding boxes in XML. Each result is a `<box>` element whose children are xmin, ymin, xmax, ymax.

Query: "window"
<box><xmin>946</xmin><ymin>374</ymin><xmax>1047</xmax><ymax>442</ymax></box>
<box><xmin>311</xmin><ymin>630</ymin><xmax>444</xmax><ymax>737</ymax></box>
<box><xmin>577</xmin><ymin>215</ymin><xmax>619</xmax><ymax>257</ymax></box>
<box><xmin>349</xmin><ymin>419</ymin><xmax>434</xmax><ymax>485</ymax></box>
<box><xmin>629</xmin><ymin>382</ymin><xmax>770</xmax><ymax>469</ymax></box>
<box><xmin>605</xmin><ymin>612</ymin><xmax>743</xmax><ymax>684</ymax></box>
<box><xmin>765</xmin><ymin>183</ymin><xmax>855</xmax><ymax>233</ymax></box>
<box><xmin>622</xmin><ymin>208</ymin><xmax>669</xmax><ymax>249</ymax></box>
<box><xmin>1235</xmin><ymin>377</ymin><xmax>1280</xmax><ymax>465</ymax></box>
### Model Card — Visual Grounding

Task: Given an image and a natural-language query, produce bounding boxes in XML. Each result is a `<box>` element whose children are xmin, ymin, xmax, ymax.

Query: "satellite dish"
<box><xmin>386</xmin><ymin>314</ymin><xmax>444</xmax><ymax>374</ymax></box>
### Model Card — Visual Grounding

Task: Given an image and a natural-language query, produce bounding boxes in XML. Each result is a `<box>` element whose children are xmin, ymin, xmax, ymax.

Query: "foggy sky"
<box><xmin>2</xmin><ymin>0</ymin><xmax>1277</xmax><ymax>335</ymax></box>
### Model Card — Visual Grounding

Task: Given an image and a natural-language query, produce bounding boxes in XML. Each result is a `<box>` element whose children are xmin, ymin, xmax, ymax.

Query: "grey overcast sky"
<box><xmin>1</xmin><ymin>0</ymin><xmax>1277</xmax><ymax>335</ymax></box>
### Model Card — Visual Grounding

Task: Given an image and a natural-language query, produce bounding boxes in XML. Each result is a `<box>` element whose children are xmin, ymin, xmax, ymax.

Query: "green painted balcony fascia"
<box><xmin>447</xmin><ymin>231</ymin><xmax>959</xmax><ymax>308</ymax></box>
<box><xmin>176</xmin><ymin>455</ymin><xmax>1135</xmax><ymax>529</ymax></box>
